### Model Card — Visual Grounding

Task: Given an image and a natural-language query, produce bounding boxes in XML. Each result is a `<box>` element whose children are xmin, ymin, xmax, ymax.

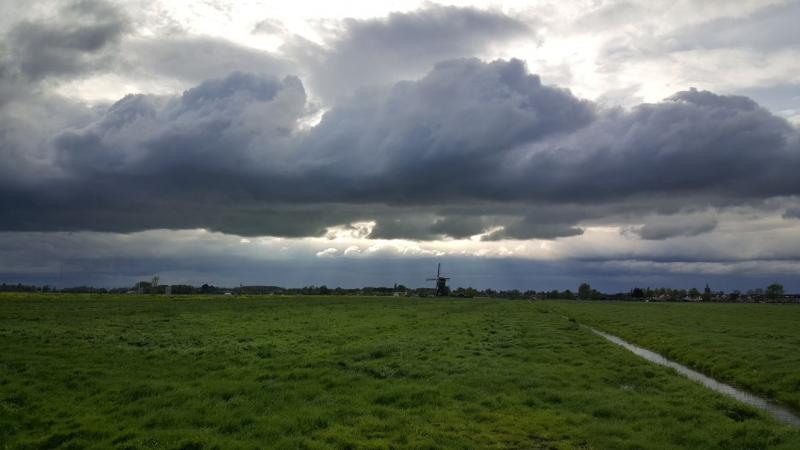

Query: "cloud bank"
<box><xmin>1</xmin><ymin>56</ymin><xmax>799</xmax><ymax>243</ymax></box>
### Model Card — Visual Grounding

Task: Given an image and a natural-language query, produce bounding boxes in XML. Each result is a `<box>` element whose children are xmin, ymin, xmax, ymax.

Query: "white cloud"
<box><xmin>343</xmin><ymin>245</ymin><xmax>361</xmax><ymax>256</ymax></box>
<box><xmin>315</xmin><ymin>247</ymin><xmax>338</xmax><ymax>257</ymax></box>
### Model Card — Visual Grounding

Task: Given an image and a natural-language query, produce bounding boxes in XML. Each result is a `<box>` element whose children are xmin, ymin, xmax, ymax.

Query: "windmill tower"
<box><xmin>426</xmin><ymin>263</ymin><xmax>451</xmax><ymax>297</ymax></box>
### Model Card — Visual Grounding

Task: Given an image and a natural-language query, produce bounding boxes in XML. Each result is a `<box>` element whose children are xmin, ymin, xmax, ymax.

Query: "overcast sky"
<box><xmin>2</xmin><ymin>0</ymin><xmax>800</xmax><ymax>291</ymax></box>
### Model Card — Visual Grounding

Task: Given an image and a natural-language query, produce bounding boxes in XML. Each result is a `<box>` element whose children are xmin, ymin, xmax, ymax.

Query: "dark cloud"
<box><xmin>0</xmin><ymin>0</ymin><xmax>292</xmax><ymax>102</ymax></box>
<box><xmin>630</xmin><ymin>216</ymin><xmax>718</xmax><ymax>240</ymax></box>
<box><xmin>429</xmin><ymin>216</ymin><xmax>487</xmax><ymax>239</ymax></box>
<box><xmin>363</xmin><ymin>203</ymin><xmax>601</xmax><ymax>241</ymax></box>
<box><xmin>2</xmin><ymin>0</ymin><xmax>129</xmax><ymax>81</ymax></box>
<box><xmin>522</xmin><ymin>88</ymin><xmax>799</xmax><ymax>203</ymax></box>
<box><xmin>0</xmin><ymin>91</ymin><xmax>97</xmax><ymax>183</ymax></box>
<box><xmin>0</xmin><ymin>58</ymin><xmax>798</xmax><ymax>241</ymax></box>
<box><xmin>784</xmin><ymin>207</ymin><xmax>800</xmax><ymax>220</ymax></box>
<box><xmin>299</xmin><ymin>58</ymin><xmax>595</xmax><ymax>200</ymax></box>
<box><xmin>54</xmin><ymin>71</ymin><xmax>307</xmax><ymax>174</ymax></box>
<box><xmin>368</xmin><ymin>216</ymin><xmax>443</xmax><ymax>241</ymax></box>
<box><xmin>482</xmin><ymin>221</ymin><xmax>584</xmax><ymax>241</ymax></box>
<box><xmin>286</xmin><ymin>4</ymin><xmax>535</xmax><ymax>101</ymax></box>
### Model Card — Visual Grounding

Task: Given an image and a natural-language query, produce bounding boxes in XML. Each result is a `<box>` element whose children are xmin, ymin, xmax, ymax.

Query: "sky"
<box><xmin>1</xmin><ymin>0</ymin><xmax>800</xmax><ymax>292</ymax></box>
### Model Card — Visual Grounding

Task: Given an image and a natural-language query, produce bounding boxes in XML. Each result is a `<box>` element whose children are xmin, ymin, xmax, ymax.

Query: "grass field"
<box><xmin>546</xmin><ymin>301</ymin><xmax>800</xmax><ymax>412</ymax></box>
<box><xmin>1</xmin><ymin>294</ymin><xmax>799</xmax><ymax>449</ymax></box>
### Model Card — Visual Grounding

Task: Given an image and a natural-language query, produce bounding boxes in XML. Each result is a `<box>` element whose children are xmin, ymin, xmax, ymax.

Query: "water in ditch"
<box><xmin>588</xmin><ymin>327</ymin><xmax>800</xmax><ymax>428</ymax></box>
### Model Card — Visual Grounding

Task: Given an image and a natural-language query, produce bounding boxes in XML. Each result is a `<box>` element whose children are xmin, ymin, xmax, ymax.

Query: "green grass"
<box><xmin>0</xmin><ymin>293</ymin><xmax>798</xmax><ymax>449</ymax></box>
<box><xmin>546</xmin><ymin>300</ymin><xmax>800</xmax><ymax>413</ymax></box>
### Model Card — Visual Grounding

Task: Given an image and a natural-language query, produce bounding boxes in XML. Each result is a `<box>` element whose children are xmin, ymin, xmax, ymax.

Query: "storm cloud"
<box><xmin>629</xmin><ymin>216</ymin><xmax>719</xmax><ymax>240</ymax></box>
<box><xmin>1</xmin><ymin>0</ymin><xmax>129</xmax><ymax>82</ymax></box>
<box><xmin>1</xmin><ymin>56</ymin><xmax>799</xmax><ymax>242</ymax></box>
<box><xmin>285</xmin><ymin>4</ymin><xmax>535</xmax><ymax>101</ymax></box>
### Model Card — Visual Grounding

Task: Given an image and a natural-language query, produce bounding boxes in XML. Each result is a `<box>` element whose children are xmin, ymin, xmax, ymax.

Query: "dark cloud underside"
<box><xmin>0</xmin><ymin>56</ymin><xmax>798</xmax><ymax>239</ymax></box>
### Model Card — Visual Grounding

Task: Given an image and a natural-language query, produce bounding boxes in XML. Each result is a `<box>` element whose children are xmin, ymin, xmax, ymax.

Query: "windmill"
<box><xmin>426</xmin><ymin>263</ymin><xmax>451</xmax><ymax>297</ymax></box>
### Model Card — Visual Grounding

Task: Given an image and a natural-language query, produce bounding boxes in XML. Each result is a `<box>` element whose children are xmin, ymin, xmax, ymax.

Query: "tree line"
<box><xmin>0</xmin><ymin>281</ymin><xmax>792</xmax><ymax>302</ymax></box>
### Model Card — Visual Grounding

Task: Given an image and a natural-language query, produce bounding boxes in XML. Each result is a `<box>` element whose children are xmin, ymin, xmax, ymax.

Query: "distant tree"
<box><xmin>688</xmin><ymin>287</ymin><xmax>700</xmax><ymax>299</ymax></box>
<box><xmin>578</xmin><ymin>283</ymin><xmax>592</xmax><ymax>300</ymax></box>
<box><xmin>0</xmin><ymin>283</ymin><xmax>40</xmax><ymax>292</ymax></box>
<box><xmin>766</xmin><ymin>283</ymin><xmax>784</xmax><ymax>300</ymax></box>
<box><xmin>562</xmin><ymin>289</ymin><xmax>575</xmax><ymax>300</ymax></box>
<box><xmin>61</xmin><ymin>286</ymin><xmax>107</xmax><ymax>294</ymax></box>
<box><xmin>631</xmin><ymin>288</ymin><xmax>644</xmax><ymax>299</ymax></box>
<box><xmin>171</xmin><ymin>284</ymin><xmax>196</xmax><ymax>294</ymax></box>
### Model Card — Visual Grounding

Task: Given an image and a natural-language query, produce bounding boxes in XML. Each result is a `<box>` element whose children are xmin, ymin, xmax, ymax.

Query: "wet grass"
<box><xmin>547</xmin><ymin>301</ymin><xmax>800</xmax><ymax>413</ymax></box>
<box><xmin>0</xmin><ymin>293</ymin><xmax>799</xmax><ymax>449</ymax></box>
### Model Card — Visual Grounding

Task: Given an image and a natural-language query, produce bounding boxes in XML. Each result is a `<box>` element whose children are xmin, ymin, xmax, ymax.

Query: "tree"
<box><xmin>766</xmin><ymin>283</ymin><xmax>784</xmax><ymax>300</ymax></box>
<box><xmin>464</xmin><ymin>287</ymin><xmax>479</xmax><ymax>298</ymax></box>
<box><xmin>688</xmin><ymin>287</ymin><xmax>700</xmax><ymax>299</ymax></box>
<box><xmin>578</xmin><ymin>283</ymin><xmax>592</xmax><ymax>300</ymax></box>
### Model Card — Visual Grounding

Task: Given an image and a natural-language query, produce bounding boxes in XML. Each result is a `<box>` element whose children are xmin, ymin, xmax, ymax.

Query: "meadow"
<box><xmin>1</xmin><ymin>293</ymin><xmax>799</xmax><ymax>449</ymax></box>
<box><xmin>546</xmin><ymin>301</ymin><xmax>800</xmax><ymax>412</ymax></box>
